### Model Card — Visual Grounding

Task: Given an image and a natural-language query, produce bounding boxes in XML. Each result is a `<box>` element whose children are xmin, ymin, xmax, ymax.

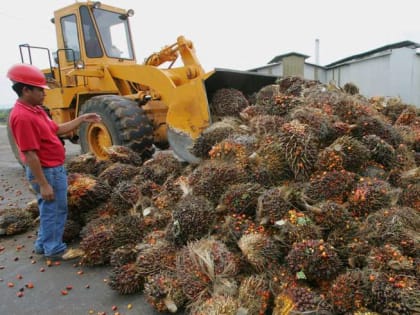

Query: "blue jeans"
<box><xmin>26</xmin><ymin>165</ymin><xmax>68</xmax><ymax>256</ymax></box>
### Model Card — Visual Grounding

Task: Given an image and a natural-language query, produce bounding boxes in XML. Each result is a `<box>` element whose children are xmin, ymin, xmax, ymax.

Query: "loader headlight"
<box><xmin>92</xmin><ymin>1</ymin><xmax>101</xmax><ymax>9</ymax></box>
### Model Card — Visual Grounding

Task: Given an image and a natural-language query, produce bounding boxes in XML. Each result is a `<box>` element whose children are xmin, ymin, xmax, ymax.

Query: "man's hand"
<box><xmin>79</xmin><ymin>113</ymin><xmax>101</xmax><ymax>123</ymax></box>
<box><xmin>40</xmin><ymin>182</ymin><xmax>55</xmax><ymax>201</ymax></box>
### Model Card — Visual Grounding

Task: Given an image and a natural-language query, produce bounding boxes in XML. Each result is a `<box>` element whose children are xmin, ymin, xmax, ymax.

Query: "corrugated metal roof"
<box><xmin>268</xmin><ymin>52</ymin><xmax>310</xmax><ymax>64</ymax></box>
<box><xmin>325</xmin><ymin>40</ymin><xmax>420</xmax><ymax>68</ymax></box>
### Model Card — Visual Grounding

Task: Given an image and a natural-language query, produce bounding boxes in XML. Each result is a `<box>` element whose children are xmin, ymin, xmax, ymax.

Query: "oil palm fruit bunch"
<box><xmin>23</xmin><ymin>199</ymin><xmax>38</xmax><ymax>219</ymax></box>
<box><xmin>212</xmin><ymin>214</ymin><xmax>263</xmax><ymax>251</ymax></box>
<box><xmin>176</xmin><ymin>238</ymin><xmax>239</xmax><ymax>302</ymax></box>
<box><xmin>189</xmin><ymin>295</ymin><xmax>239</xmax><ymax>315</ymax></box>
<box><xmin>358</xmin><ymin>206</ymin><xmax>419</xmax><ymax>256</ymax></box>
<box><xmin>273</xmin><ymin>285</ymin><xmax>331</xmax><ymax>315</ymax></box>
<box><xmin>348</xmin><ymin>177</ymin><xmax>397</xmax><ymax>217</ymax></box>
<box><xmin>112</xmin><ymin>213</ymin><xmax>145</xmax><ymax>247</ymax></box>
<box><xmin>67</xmin><ymin>172</ymin><xmax>112</xmax><ymax>211</ymax></box>
<box><xmin>255</xmin><ymin>84</ymin><xmax>281</xmax><ymax>108</ymax></box>
<box><xmin>352</xmin><ymin>115</ymin><xmax>401</xmax><ymax>147</ymax></box>
<box><xmin>278</xmin><ymin>76</ymin><xmax>318</xmax><ymax>97</ymax></box>
<box><xmin>144</xmin><ymin>270</ymin><xmax>187</xmax><ymax>313</ymax></box>
<box><xmin>271</xmin><ymin>210</ymin><xmax>322</xmax><ymax>250</ymax></box>
<box><xmin>361</xmin><ymin>134</ymin><xmax>396</xmax><ymax>169</ymax></box>
<box><xmin>399</xmin><ymin>183</ymin><xmax>420</xmax><ymax>211</ymax></box>
<box><xmin>248</xmin><ymin>135</ymin><xmax>292</xmax><ymax>186</ymax></box>
<box><xmin>327</xmin><ymin>269</ymin><xmax>371</xmax><ymax>314</ymax></box>
<box><xmin>249</xmin><ymin>114</ymin><xmax>285</xmax><ymax>136</ymax></box>
<box><xmin>62</xmin><ymin>219</ymin><xmax>81</xmax><ymax>243</ymax></box>
<box><xmin>137</xmin><ymin>151</ymin><xmax>185</xmax><ymax>185</ymax></box>
<box><xmin>326</xmin><ymin>219</ymin><xmax>361</xmax><ymax>264</ymax></box>
<box><xmin>188</xmin><ymin>160</ymin><xmax>248</xmax><ymax>204</ymax></box>
<box><xmin>0</xmin><ymin>207</ymin><xmax>33</xmax><ymax>236</ymax></box>
<box><xmin>217</xmin><ymin>182</ymin><xmax>263</xmax><ymax>216</ymax></box>
<box><xmin>208</xmin><ymin>138</ymin><xmax>250</xmax><ymax>169</ymax></box>
<box><xmin>367</xmin><ymin>244</ymin><xmax>415</xmax><ymax>275</ymax></box>
<box><xmin>304</xmin><ymin>169</ymin><xmax>357</xmax><ymax>203</ymax></box>
<box><xmin>66</xmin><ymin>152</ymin><xmax>111</xmax><ymax>176</ymax></box>
<box><xmin>210</xmin><ymin>88</ymin><xmax>249</xmax><ymax>118</ymax></box>
<box><xmin>110</xmin><ymin>180</ymin><xmax>143</xmax><ymax>213</ymax></box>
<box><xmin>110</xmin><ymin>243</ymin><xmax>139</xmax><ymax>267</ymax></box>
<box><xmin>317</xmin><ymin>135</ymin><xmax>371</xmax><ymax>173</ymax></box>
<box><xmin>104</xmin><ymin>145</ymin><xmax>143</xmax><ymax>166</ymax></box>
<box><xmin>237</xmin><ymin>275</ymin><xmax>271</xmax><ymax>315</ymax></box>
<box><xmin>152</xmin><ymin>175</ymin><xmax>185</xmax><ymax>210</ymax></box>
<box><xmin>285</xmin><ymin>239</ymin><xmax>341</xmax><ymax>284</ymax></box>
<box><xmin>108</xmin><ymin>262</ymin><xmax>144</xmax><ymax>295</ymax></box>
<box><xmin>98</xmin><ymin>162</ymin><xmax>139</xmax><ymax>187</ymax></box>
<box><xmin>135</xmin><ymin>239</ymin><xmax>177</xmax><ymax>277</ymax></box>
<box><xmin>256</xmin><ymin>185</ymin><xmax>296</xmax><ymax>226</ymax></box>
<box><xmin>79</xmin><ymin>227</ymin><xmax>115</xmax><ymax>266</ymax></box>
<box><xmin>165</xmin><ymin>194</ymin><xmax>215</xmax><ymax>246</ymax></box>
<box><xmin>238</xmin><ymin>233</ymin><xmax>283</xmax><ymax>273</ymax></box>
<box><xmin>332</xmin><ymin>96</ymin><xmax>378</xmax><ymax>124</ymax></box>
<box><xmin>369</xmin><ymin>271</ymin><xmax>414</xmax><ymax>315</ymax></box>
<box><xmin>343</xmin><ymin>82</ymin><xmax>360</xmax><ymax>95</ymax></box>
<box><xmin>278</xmin><ymin>120</ymin><xmax>319</xmax><ymax>179</ymax></box>
<box><xmin>190</xmin><ymin>118</ymin><xmax>240</xmax><ymax>158</ymax></box>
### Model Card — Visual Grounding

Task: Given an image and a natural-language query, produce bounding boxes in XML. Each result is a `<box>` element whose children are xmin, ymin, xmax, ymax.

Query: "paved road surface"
<box><xmin>0</xmin><ymin>125</ymin><xmax>170</xmax><ymax>315</ymax></box>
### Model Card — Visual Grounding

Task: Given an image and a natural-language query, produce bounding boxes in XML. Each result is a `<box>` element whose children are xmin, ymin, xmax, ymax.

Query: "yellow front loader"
<box><xmin>12</xmin><ymin>1</ymin><xmax>277</xmax><ymax>163</ymax></box>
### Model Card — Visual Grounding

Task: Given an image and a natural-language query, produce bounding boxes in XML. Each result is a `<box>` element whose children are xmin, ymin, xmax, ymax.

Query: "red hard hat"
<box><xmin>7</xmin><ymin>63</ymin><xmax>49</xmax><ymax>89</ymax></box>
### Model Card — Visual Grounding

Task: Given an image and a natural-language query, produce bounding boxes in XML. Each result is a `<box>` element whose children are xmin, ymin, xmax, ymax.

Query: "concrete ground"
<box><xmin>0</xmin><ymin>126</ymin><xmax>171</xmax><ymax>315</ymax></box>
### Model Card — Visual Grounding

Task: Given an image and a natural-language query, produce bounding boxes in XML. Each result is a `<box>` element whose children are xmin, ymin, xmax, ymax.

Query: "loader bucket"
<box><xmin>204</xmin><ymin>68</ymin><xmax>278</xmax><ymax>102</ymax></box>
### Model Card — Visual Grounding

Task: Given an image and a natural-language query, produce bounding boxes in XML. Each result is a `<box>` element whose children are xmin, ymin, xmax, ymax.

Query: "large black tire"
<box><xmin>6</xmin><ymin>113</ymin><xmax>24</xmax><ymax>166</ymax></box>
<box><xmin>79</xmin><ymin>95</ymin><xmax>155</xmax><ymax>160</ymax></box>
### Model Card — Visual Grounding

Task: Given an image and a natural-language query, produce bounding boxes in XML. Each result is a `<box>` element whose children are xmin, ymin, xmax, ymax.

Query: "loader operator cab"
<box><xmin>60</xmin><ymin>2</ymin><xmax>134</xmax><ymax>63</ymax></box>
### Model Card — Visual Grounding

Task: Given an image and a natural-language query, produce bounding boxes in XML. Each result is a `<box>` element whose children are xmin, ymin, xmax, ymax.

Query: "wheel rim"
<box><xmin>87</xmin><ymin>122</ymin><xmax>112</xmax><ymax>159</ymax></box>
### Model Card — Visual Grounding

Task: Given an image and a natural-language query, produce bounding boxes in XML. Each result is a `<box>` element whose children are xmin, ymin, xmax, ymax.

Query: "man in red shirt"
<box><xmin>7</xmin><ymin>63</ymin><xmax>101</xmax><ymax>260</ymax></box>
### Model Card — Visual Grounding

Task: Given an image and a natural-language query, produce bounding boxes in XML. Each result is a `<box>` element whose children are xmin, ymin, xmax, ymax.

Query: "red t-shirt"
<box><xmin>9</xmin><ymin>101</ymin><xmax>65</xmax><ymax>167</ymax></box>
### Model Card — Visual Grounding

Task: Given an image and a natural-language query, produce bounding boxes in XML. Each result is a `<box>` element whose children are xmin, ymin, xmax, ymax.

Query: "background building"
<box><xmin>251</xmin><ymin>41</ymin><xmax>420</xmax><ymax>107</ymax></box>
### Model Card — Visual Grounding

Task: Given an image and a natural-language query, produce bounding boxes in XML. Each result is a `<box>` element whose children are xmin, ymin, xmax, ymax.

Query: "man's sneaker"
<box><xmin>45</xmin><ymin>248</ymin><xmax>84</xmax><ymax>261</ymax></box>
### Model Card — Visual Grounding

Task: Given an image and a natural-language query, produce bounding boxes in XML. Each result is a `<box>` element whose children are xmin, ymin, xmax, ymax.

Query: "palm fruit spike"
<box><xmin>367</xmin><ymin>244</ymin><xmax>415</xmax><ymax>275</ymax></box>
<box><xmin>0</xmin><ymin>208</ymin><xmax>33</xmax><ymax>236</ymax></box>
<box><xmin>152</xmin><ymin>175</ymin><xmax>187</xmax><ymax>210</ymax></box>
<box><xmin>348</xmin><ymin>177</ymin><xmax>398</xmax><ymax>217</ymax></box>
<box><xmin>327</xmin><ymin>269</ymin><xmax>371</xmax><ymax>314</ymax></box>
<box><xmin>144</xmin><ymin>271</ymin><xmax>187</xmax><ymax>313</ymax></box>
<box><xmin>62</xmin><ymin>219</ymin><xmax>81</xmax><ymax>243</ymax></box>
<box><xmin>190</xmin><ymin>295</ymin><xmax>239</xmax><ymax>315</ymax></box>
<box><xmin>65</xmin><ymin>152</ymin><xmax>111</xmax><ymax>176</ymax></box>
<box><xmin>110</xmin><ymin>244</ymin><xmax>139</xmax><ymax>267</ymax></box>
<box><xmin>208</xmin><ymin>138</ymin><xmax>250</xmax><ymax>169</ymax></box>
<box><xmin>165</xmin><ymin>194</ymin><xmax>215</xmax><ymax>246</ymax></box>
<box><xmin>67</xmin><ymin>172</ymin><xmax>112</xmax><ymax>212</ymax></box>
<box><xmin>237</xmin><ymin>275</ymin><xmax>271</xmax><ymax>315</ymax></box>
<box><xmin>108</xmin><ymin>262</ymin><xmax>144</xmax><ymax>295</ymax></box>
<box><xmin>237</xmin><ymin>233</ymin><xmax>282</xmax><ymax>273</ymax></box>
<box><xmin>304</xmin><ymin>169</ymin><xmax>357</xmax><ymax>203</ymax></box>
<box><xmin>190</xmin><ymin>118</ymin><xmax>240</xmax><ymax>158</ymax></box>
<box><xmin>285</xmin><ymin>239</ymin><xmax>341</xmax><ymax>284</ymax></box>
<box><xmin>273</xmin><ymin>285</ymin><xmax>330</xmax><ymax>315</ymax></box>
<box><xmin>176</xmin><ymin>238</ymin><xmax>239</xmax><ymax>303</ymax></box>
<box><xmin>278</xmin><ymin>76</ymin><xmax>318</xmax><ymax>96</ymax></box>
<box><xmin>210</xmin><ymin>88</ymin><xmax>249</xmax><ymax>118</ymax></box>
<box><xmin>217</xmin><ymin>182</ymin><xmax>263</xmax><ymax>216</ymax></box>
<box><xmin>135</xmin><ymin>240</ymin><xmax>177</xmax><ymax>277</ymax></box>
<box><xmin>278</xmin><ymin>120</ymin><xmax>319</xmax><ymax>180</ymax></box>
<box><xmin>188</xmin><ymin>159</ymin><xmax>248</xmax><ymax>204</ymax></box>
<box><xmin>255</xmin><ymin>84</ymin><xmax>280</xmax><ymax>107</ymax></box>
<box><xmin>138</xmin><ymin>151</ymin><xmax>185</xmax><ymax>185</ymax></box>
<box><xmin>98</xmin><ymin>162</ymin><xmax>139</xmax><ymax>187</ymax></box>
<box><xmin>399</xmin><ymin>183</ymin><xmax>420</xmax><ymax>211</ymax></box>
<box><xmin>104</xmin><ymin>145</ymin><xmax>143</xmax><ymax>166</ymax></box>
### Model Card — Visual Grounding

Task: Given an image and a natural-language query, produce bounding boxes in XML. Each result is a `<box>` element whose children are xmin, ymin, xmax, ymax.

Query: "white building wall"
<box><xmin>304</xmin><ymin>64</ymin><xmax>327</xmax><ymax>82</ymax></box>
<box><xmin>410</xmin><ymin>54</ymin><xmax>420</xmax><ymax>106</ymax></box>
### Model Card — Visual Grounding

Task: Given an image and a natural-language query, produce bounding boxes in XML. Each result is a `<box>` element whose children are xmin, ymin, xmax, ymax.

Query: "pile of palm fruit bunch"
<box><xmin>19</xmin><ymin>76</ymin><xmax>420</xmax><ymax>314</ymax></box>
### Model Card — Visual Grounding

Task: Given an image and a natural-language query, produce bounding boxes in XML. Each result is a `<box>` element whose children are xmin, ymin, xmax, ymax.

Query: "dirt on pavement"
<box><xmin>0</xmin><ymin>125</ymin><xmax>169</xmax><ymax>315</ymax></box>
